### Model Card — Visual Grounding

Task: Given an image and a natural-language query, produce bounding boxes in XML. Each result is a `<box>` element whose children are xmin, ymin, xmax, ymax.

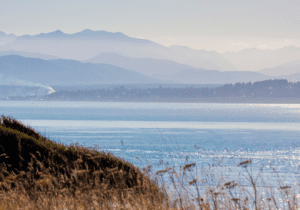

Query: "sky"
<box><xmin>0</xmin><ymin>0</ymin><xmax>299</xmax><ymax>53</ymax></box>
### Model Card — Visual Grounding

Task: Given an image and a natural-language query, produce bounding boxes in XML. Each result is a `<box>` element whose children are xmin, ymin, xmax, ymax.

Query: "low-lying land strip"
<box><xmin>3</xmin><ymin>79</ymin><xmax>300</xmax><ymax>103</ymax></box>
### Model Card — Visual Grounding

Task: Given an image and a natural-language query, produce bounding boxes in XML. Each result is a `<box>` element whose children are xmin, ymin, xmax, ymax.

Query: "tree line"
<box><xmin>44</xmin><ymin>79</ymin><xmax>300</xmax><ymax>101</ymax></box>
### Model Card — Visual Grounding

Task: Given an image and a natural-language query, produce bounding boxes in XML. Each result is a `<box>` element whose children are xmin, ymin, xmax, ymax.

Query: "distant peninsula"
<box><xmin>3</xmin><ymin>79</ymin><xmax>300</xmax><ymax>104</ymax></box>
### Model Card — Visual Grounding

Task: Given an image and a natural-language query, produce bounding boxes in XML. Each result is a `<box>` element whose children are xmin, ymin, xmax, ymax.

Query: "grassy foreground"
<box><xmin>0</xmin><ymin>116</ymin><xmax>167</xmax><ymax>209</ymax></box>
<box><xmin>0</xmin><ymin>115</ymin><xmax>300</xmax><ymax>209</ymax></box>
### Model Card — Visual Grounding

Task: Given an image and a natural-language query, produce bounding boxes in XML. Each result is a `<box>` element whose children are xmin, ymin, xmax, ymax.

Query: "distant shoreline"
<box><xmin>3</xmin><ymin>97</ymin><xmax>300</xmax><ymax>104</ymax></box>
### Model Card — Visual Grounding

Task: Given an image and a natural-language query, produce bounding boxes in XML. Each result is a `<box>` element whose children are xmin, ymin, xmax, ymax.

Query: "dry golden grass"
<box><xmin>1</xmin><ymin>160</ymin><xmax>300</xmax><ymax>210</ymax></box>
<box><xmin>1</xmin><ymin>115</ymin><xmax>300</xmax><ymax>209</ymax></box>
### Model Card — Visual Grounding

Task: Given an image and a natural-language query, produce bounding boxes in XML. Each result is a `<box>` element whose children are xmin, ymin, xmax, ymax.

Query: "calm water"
<box><xmin>1</xmin><ymin>101</ymin><xmax>300</xmax><ymax>186</ymax></box>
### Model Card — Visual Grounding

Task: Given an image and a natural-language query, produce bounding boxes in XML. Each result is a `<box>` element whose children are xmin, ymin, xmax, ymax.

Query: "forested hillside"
<box><xmin>39</xmin><ymin>79</ymin><xmax>300</xmax><ymax>102</ymax></box>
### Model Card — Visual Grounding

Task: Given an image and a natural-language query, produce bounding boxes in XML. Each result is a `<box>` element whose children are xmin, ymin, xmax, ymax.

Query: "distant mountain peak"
<box><xmin>73</xmin><ymin>29</ymin><xmax>126</xmax><ymax>38</ymax></box>
<box><xmin>81</xmin><ymin>29</ymin><xmax>93</xmax><ymax>33</ymax></box>
<box><xmin>37</xmin><ymin>30</ymin><xmax>65</xmax><ymax>37</ymax></box>
<box><xmin>49</xmin><ymin>30</ymin><xmax>64</xmax><ymax>35</ymax></box>
<box><xmin>0</xmin><ymin>31</ymin><xmax>16</xmax><ymax>37</ymax></box>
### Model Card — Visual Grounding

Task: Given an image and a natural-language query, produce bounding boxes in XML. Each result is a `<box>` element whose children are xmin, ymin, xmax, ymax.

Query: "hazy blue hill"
<box><xmin>86</xmin><ymin>52</ymin><xmax>202</xmax><ymax>75</ymax></box>
<box><xmin>259</xmin><ymin>59</ymin><xmax>300</xmax><ymax>76</ymax></box>
<box><xmin>169</xmin><ymin>45</ymin><xmax>238</xmax><ymax>71</ymax></box>
<box><xmin>0</xmin><ymin>51</ymin><xmax>58</xmax><ymax>60</ymax></box>
<box><xmin>149</xmin><ymin>69</ymin><xmax>272</xmax><ymax>84</ymax></box>
<box><xmin>222</xmin><ymin>46</ymin><xmax>300</xmax><ymax>71</ymax></box>
<box><xmin>87</xmin><ymin>52</ymin><xmax>291</xmax><ymax>84</ymax></box>
<box><xmin>0</xmin><ymin>55</ymin><xmax>163</xmax><ymax>86</ymax></box>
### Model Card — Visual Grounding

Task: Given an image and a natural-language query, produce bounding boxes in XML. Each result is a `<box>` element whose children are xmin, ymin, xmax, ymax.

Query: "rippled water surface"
<box><xmin>1</xmin><ymin>101</ymin><xmax>300</xmax><ymax>185</ymax></box>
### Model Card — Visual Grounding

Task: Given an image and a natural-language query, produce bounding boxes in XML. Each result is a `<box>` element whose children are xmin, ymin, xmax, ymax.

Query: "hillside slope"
<box><xmin>0</xmin><ymin>55</ymin><xmax>162</xmax><ymax>86</ymax></box>
<box><xmin>0</xmin><ymin>116</ymin><xmax>157</xmax><ymax>194</ymax></box>
<box><xmin>86</xmin><ymin>52</ymin><xmax>200</xmax><ymax>75</ymax></box>
<box><xmin>259</xmin><ymin>59</ymin><xmax>300</xmax><ymax>76</ymax></box>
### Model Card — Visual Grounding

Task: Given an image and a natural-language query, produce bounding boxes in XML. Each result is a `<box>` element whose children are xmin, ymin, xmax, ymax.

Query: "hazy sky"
<box><xmin>0</xmin><ymin>0</ymin><xmax>299</xmax><ymax>53</ymax></box>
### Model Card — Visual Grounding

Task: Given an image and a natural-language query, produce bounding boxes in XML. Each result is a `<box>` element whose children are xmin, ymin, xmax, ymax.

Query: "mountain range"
<box><xmin>2</xmin><ymin>30</ymin><xmax>300</xmax><ymax>73</ymax></box>
<box><xmin>0</xmin><ymin>30</ymin><xmax>237</xmax><ymax>71</ymax></box>
<box><xmin>1</xmin><ymin>30</ymin><xmax>300</xmax><ymax>87</ymax></box>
